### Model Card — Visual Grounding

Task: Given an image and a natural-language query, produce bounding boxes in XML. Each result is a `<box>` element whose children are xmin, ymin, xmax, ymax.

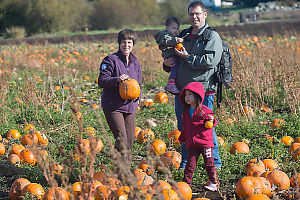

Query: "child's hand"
<box><xmin>176</xmin><ymin>37</ymin><xmax>184</xmax><ymax>43</ymax></box>
<box><xmin>207</xmin><ymin>115</ymin><xmax>214</xmax><ymax>122</ymax></box>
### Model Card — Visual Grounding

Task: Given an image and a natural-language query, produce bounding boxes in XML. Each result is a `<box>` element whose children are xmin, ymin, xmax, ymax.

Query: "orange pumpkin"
<box><xmin>217</xmin><ymin>136</ymin><xmax>225</xmax><ymax>147</ymax></box>
<box><xmin>72</xmin><ymin>182</ymin><xmax>83</xmax><ymax>197</ymax></box>
<box><xmin>205</xmin><ymin>121</ymin><xmax>214</xmax><ymax>129</ymax></box>
<box><xmin>94</xmin><ymin>185</ymin><xmax>112</xmax><ymax>200</ymax></box>
<box><xmin>94</xmin><ymin>137</ymin><xmax>103</xmax><ymax>152</ymax></box>
<box><xmin>260</xmin><ymin>171</ymin><xmax>272</xmax><ymax>179</ymax></box>
<box><xmin>161</xmin><ymin>189</ymin><xmax>179</xmax><ymax>200</ymax></box>
<box><xmin>245</xmin><ymin>159</ymin><xmax>265</xmax><ymax>176</ymax></box>
<box><xmin>0</xmin><ymin>134</ymin><xmax>2</xmax><ymax>142</ymax></box>
<box><xmin>119</xmin><ymin>79</ymin><xmax>141</xmax><ymax>100</ymax></box>
<box><xmin>151</xmin><ymin>139</ymin><xmax>166</xmax><ymax>155</ymax></box>
<box><xmin>83</xmin><ymin>76</ymin><xmax>90</xmax><ymax>80</ymax></box>
<box><xmin>172</xmin><ymin>182</ymin><xmax>192</xmax><ymax>200</ymax></box>
<box><xmin>135</xmin><ymin>171</ymin><xmax>154</xmax><ymax>186</ymax></box>
<box><xmin>93</xmin><ymin>171</ymin><xmax>107</xmax><ymax>184</ymax></box>
<box><xmin>20</xmin><ymin>133</ymin><xmax>39</xmax><ymax>146</ymax></box>
<box><xmin>260</xmin><ymin>105</ymin><xmax>272</xmax><ymax>113</ymax></box>
<box><xmin>7</xmin><ymin>129</ymin><xmax>21</xmax><ymax>140</ymax></box>
<box><xmin>175</xmin><ymin>43</ymin><xmax>184</xmax><ymax>51</ymax></box>
<box><xmin>114</xmin><ymin>186</ymin><xmax>130</xmax><ymax>199</ymax></box>
<box><xmin>236</xmin><ymin>176</ymin><xmax>263</xmax><ymax>199</ymax></box>
<box><xmin>137</xmin><ymin>129</ymin><xmax>155</xmax><ymax>143</ymax></box>
<box><xmin>230</xmin><ymin>142</ymin><xmax>250</xmax><ymax>155</ymax></box>
<box><xmin>288</xmin><ymin>142</ymin><xmax>300</xmax><ymax>154</ymax></box>
<box><xmin>292</xmin><ymin>148</ymin><xmax>300</xmax><ymax>161</ymax></box>
<box><xmin>266</xmin><ymin>169</ymin><xmax>290</xmax><ymax>190</ymax></box>
<box><xmin>153</xmin><ymin>180</ymin><xmax>172</xmax><ymax>193</ymax></box>
<box><xmin>167</xmin><ymin>130</ymin><xmax>181</xmax><ymax>145</ymax></box>
<box><xmin>21</xmin><ymin>183</ymin><xmax>45</xmax><ymax>199</ymax></box>
<box><xmin>154</xmin><ymin>92</ymin><xmax>168</xmax><ymax>104</ymax></box>
<box><xmin>35</xmin><ymin>131</ymin><xmax>49</xmax><ymax>146</ymax></box>
<box><xmin>19</xmin><ymin>148</ymin><xmax>36</xmax><ymax>165</ymax></box>
<box><xmin>290</xmin><ymin>173</ymin><xmax>300</xmax><ymax>188</ymax></box>
<box><xmin>256</xmin><ymin>177</ymin><xmax>272</xmax><ymax>196</ymax></box>
<box><xmin>84</xmin><ymin>127</ymin><xmax>96</xmax><ymax>134</ymax></box>
<box><xmin>9</xmin><ymin>144</ymin><xmax>25</xmax><ymax>156</ymax></box>
<box><xmin>262</xmin><ymin>159</ymin><xmax>279</xmax><ymax>171</ymax></box>
<box><xmin>9</xmin><ymin>154</ymin><xmax>21</xmax><ymax>166</ymax></box>
<box><xmin>138</xmin><ymin>160</ymin><xmax>154</xmax><ymax>175</ymax></box>
<box><xmin>245</xmin><ymin>194</ymin><xmax>270</xmax><ymax>200</ymax></box>
<box><xmin>242</xmin><ymin>106</ymin><xmax>255</xmax><ymax>116</ymax></box>
<box><xmin>295</xmin><ymin>137</ymin><xmax>300</xmax><ymax>143</ymax></box>
<box><xmin>135</xmin><ymin>127</ymin><xmax>142</xmax><ymax>139</ymax></box>
<box><xmin>44</xmin><ymin>187</ymin><xmax>69</xmax><ymax>200</ymax></box>
<box><xmin>270</xmin><ymin>119</ymin><xmax>284</xmax><ymax>129</ymax></box>
<box><xmin>281</xmin><ymin>136</ymin><xmax>294</xmax><ymax>146</ymax></box>
<box><xmin>23</xmin><ymin>124</ymin><xmax>36</xmax><ymax>133</ymax></box>
<box><xmin>9</xmin><ymin>178</ymin><xmax>31</xmax><ymax>200</ymax></box>
<box><xmin>0</xmin><ymin>143</ymin><xmax>5</xmax><ymax>155</ymax></box>
<box><xmin>160</xmin><ymin>151</ymin><xmax>182</xmax><ymax>170</ymax></box>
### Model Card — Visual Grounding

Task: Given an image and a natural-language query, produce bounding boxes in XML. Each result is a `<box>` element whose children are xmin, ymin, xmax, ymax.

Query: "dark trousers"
<box><xmin>103</xmin><ymin>110</ymin><xmax>135</xmax><ymax>163</ymax></box>
<box><xmin>183</xmin><ymin>147</ymin><xmax>218</xmax><ymax>186</ymax></box>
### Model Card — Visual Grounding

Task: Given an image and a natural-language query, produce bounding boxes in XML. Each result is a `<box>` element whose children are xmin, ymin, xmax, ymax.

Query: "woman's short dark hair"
<box><xmin>165</xmin><ymin>17</ymin><xmax>180</xmax><ymax>27</ymax></box>
<box><xmin>188</xmin><ymin>1</ymin><xmax>207</xmax><ymax>12</ymax></box>
<box><xmin>118</xmin><ymin>29</ymin><xmax>137</xmax><ymax>45</ymax></box>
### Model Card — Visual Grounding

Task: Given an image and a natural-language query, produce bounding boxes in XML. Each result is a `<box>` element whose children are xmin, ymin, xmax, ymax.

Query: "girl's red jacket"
<box><xmin>178</xmin><ymin>82</ymin><xmax>217</xmax><ymax>148</ymax></box>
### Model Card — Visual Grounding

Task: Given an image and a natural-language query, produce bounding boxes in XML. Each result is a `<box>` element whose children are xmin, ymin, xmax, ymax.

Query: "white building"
<box><xmin>190</xmin><ymin>0</ymin><xmax>222</xmax><ymax>7</ymax></box>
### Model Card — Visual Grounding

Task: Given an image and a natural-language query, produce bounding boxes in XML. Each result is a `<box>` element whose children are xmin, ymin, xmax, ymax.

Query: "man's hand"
<box><xmin>176</xmin><ymin>37</ymin><xmax>184</xmax><ymax>43</ymax></box>
<box><xmin>117</xmin><ymin>74</ymin><xmax>130</xmax><ymax>83</ymax></box>
<box><xmin>164</xmin><ymin>57</ymin><xmax>176</xmax><ymax>67</ymax></box>
<box><xmin>175</xmin><ymin>46</ymin><xmax>188</xmax><ymax>58</ymax></box>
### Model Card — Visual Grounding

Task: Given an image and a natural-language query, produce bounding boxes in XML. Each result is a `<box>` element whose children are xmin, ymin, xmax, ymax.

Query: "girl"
<box><xmin>178</xmin><ymin>82</ymin><xmax>219</xmax><ymax>191</ymax></box>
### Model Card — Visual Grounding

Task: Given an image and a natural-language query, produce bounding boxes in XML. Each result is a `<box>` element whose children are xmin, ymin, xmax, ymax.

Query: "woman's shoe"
<box><xmin>204</xmin><ymin>182</ymin><xmax>218</xmax><ymax>191</ymax></box>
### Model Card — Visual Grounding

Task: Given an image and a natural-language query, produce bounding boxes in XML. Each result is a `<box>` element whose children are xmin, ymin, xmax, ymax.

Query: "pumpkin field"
<box><xmin>0</xmin><ymin>33</ymin><xmax>299</xmax><ymax>199</ymax></box>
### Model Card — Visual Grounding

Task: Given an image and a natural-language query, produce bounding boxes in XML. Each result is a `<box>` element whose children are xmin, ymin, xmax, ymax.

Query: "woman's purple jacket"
<box><xmin>98</xmin><ymin>50</ymin><xmax>142</xmax><ymax>113</ymax></box>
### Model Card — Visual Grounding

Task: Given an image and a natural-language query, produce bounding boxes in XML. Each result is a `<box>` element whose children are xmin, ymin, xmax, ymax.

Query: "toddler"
<box><xmin>154</xmin><ymin>17</ymin><xmax>183</xmax><ymax>94</ymax></box>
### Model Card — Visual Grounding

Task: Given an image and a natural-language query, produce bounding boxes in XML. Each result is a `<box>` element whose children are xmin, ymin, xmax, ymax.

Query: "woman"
<box><xmin>98</xmin><ymin>29</ymin><xmax>142</xmax><ymax>164</ymax></box>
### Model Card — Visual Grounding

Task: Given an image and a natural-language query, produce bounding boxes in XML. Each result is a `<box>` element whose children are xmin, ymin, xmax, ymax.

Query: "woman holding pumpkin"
<box><xmin>98</xmin><ymin>29</ymin><xmax>142</xmax><ymax>163</ymax></box>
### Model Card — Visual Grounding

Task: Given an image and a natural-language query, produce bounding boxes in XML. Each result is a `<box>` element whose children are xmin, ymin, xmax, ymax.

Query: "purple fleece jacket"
<box><xmin>98</xmin><ymin>50</ymin><xmax>142</xmax><ymax>113</ymax></box>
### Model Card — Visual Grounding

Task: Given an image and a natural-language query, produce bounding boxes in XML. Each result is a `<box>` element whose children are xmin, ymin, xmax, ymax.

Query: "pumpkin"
<box><xmin>94</xmin><ymin>137</ymin><xmax>103</xmax><ymax>152</ymax></box>
<box><xmin>0</xmin><ymin>143</ymin><xmax>5</xmax><ymax>155</ymax></box>
<box><xmin>23</xmin><ymin>124</ymin><xmax>36</xmax><ymax>133</ymax></box>
<box><xmin>19</xmin><ymin>148</ymin><xmax>36</xmax><ymax>165</ymax></box>
<box><xmin>256</xmin><ymin>177</ymin><xmax>272</xmax><ymax>196</ymax></box>
<box><xmin>119</xmin><ymin>79</ymin><xmax>141</xmax><ymax>100</ymax></box>
<box><xmin>135</xmin><ymin>171</ymin><xmax>154</xmax><ymax>186</ymax></box>
<box><xmin>236</xmin><ymin>176</ymin><xmax>263</xmax><ymax>199</ymax></box>
<box><xmin>21</xmin><ymin>183</ymin><xmax>45</xmax><ymax>199</ymax></box>
<box><xmin>172</xmin><ymin>182</ymin><xmax>192</xmax><ymax>200</ymax></box>
<box><xmin>135</xmin><ymin>127</ymin><xmax>142</xmax><ymax>139</ymax></box>
<box><xmin>10</xmin><ymin>144</ymin><xmax>25</xmax><ymax>156</ymax></box>
<box><xmin>80</xmin><ymin>99</ymin><xmax>89</xmax><ymax>103</ymax></box>
<box><xmin>266</xmin><ymin>169</ymin><xmax>290</xmax><ymax>190</ymax></box>
<box><xmin>260</xmin><ymin>171</ymin><xmax>272</xmax><ymax>179</ymax></box>
<box><xmin>288</xmin><ymin>142</ymin><xmax>300</xmax><ymax>154</ymax></box>
<box><xmin>217</xmin><ymin>136</ymin><xmax>225</xmax><ymax>147</ymax></box>
<box><xmin>94</xmin><ymin>185</ymin><xmax>112</xmax><ymax>200</ymax></box>
<box><xmin>153</xmin><ymin>180</ymin><xmax>172</xmax><ymax>193</ymax></box>
<box><xmin>161</xmin><ymin>189</ymin><xmax>180</xmax><ymax>200</ymax></box>
<box><xmin>82</xmin><ymin>181</ymin><xmax>102</xmax><ymax>194</ymax></box>
<box><xmin>175</xmin><ymin>43</ymin><xmax>184</xmax><ymax>50</ymax></box>
<box><xmin>260</xmin><ymin>105</ymin><xmax>272</xmax><ymax>113</ymax></box>
<box><xmin>84</xmin><ymin>127</ymin><xmax>96</xmax><ymax>134</ymax></box>
<box><xmin>52</xmin><ymin>162</ymin><xmax>63</xmax><ymax>175</ymax></box>
<box><xmin>9</xmin><ymin>154</ymin><xmax>21</xmax><ymax>166</ymax></box>
<box><xmin>154</xmin><ymin>92</ymin><xmax>168</xmax><ymax>104</ymax></box>
<box><xmin>262</xmin><ymin>159</ymin><xmax>279</xmax><ymax>171</ymax></box>
<box><xmin>93</xmin><ymin>171</ymin><xmax>107</xmax><ymax>184</ymax></box>
<box><xmin>151</xmin><ymin>139</ymin><xmax>166</xmax><ymax>155</ymax></box>
<box><xmin>224</xmin><ymin>118</ymin><xmax>235</xmax><ymax>125</ymax></box>
<box><xmin>83</xmin><ymin>76</ymin><xmax>90</xmax><ymax>80</ymax></box>
<box><xmin>51</xmin><ymin>104</ymin><xmax>60</xmax><ymax>111</ymax></box>
<box><xmin>0</xmin><ymin>134</ymin><xmax>2</xmax><ymax>142</ymax></box>
<box><xmin>72</xmin><ymin>182</ymin><xmax>83</xmax><ymax>197</ymax></box>
<box><xmin>133</xmin><ymin>168</ymin><xmax>144</xmax><ymax>175</ymax></box>
<box><xmin>270</xmin><ymin>119</ymin><xmax>284</xmax><ymax>129</ymax></box>
<box><xmin>242</xmin><ymin>106</ymin><xmax>255</xmax><ymax>116</ymax></box>
<box><xmin>281</xmin><ymin>136</ymin><xmax>294</xmax><ymax>146</ymax></box>
<box><xmin>159</xmin><ymin>151</ymin><xmax>182</xmax><ymax>170</ymax></box>
<box><xmin>295</xmin><ymin>137</ymin><xmax>300</xmax><ymax>143</ymax></box>
<box><xmin>142</xmin><ymin>99</ymin><xmax>154</xmax><ymax>107</ymax></box>
<box><xmin>245</xmin><ymin>194</ymin><xmax>270</xmax><ymax>200</ymax></box>
<box><xmin>7</xmin><ymin>129</ymin><xmax>21</xmax><ymax>140</ymax></box>
<box><xmin>9</xmin><ymin>178</ymin><xmax>31</xmax><ymax>200</ymax></box>
<box><xmin>20</xmin><ymin>133</ymin><xmax>39</xmax><ymax>146</ymax></box>
<box><xmin>105</xmin><ymin>177</ymin><xmax>121</xmax><ymax>190</ymax></box>
<box><xmin>290</xmin><ymin>173</ymin><xmax>300</xmax><ymax>188</ymax></box>
<box><xmin>35</xmin><ymin>131</ymin><xmax>49</xmax><ymax>146</ymax></box>
<box><xmin>137</xmin><ymin>129</ymin><xmax>155</xmax><ymax>143</ymax></box>
<box><xmin>54</xmin><ymin>86</ymin><xmax>61</xmax><ymax>91</ymax></box>
<box><xmin>114</xmin><ymin>186</ymin><xmax>130</xmax><ymax>199</ymax></box>
<box><xmin>167</xmin><ymin>130</ymin><xmax>181</xmax><ymax>145</ymax></box>
<box><xmin>230</xmin><ymin>142</ymin><xmax>250</xmax><ymax>155</ymax></box>
<box><xmin>245</xmin><ymin>159</ymin><xmax>265</xmax><ymax>176</ymax></box>
<box><xmin>205</xmin><ymin>121</ymin><xmax>214</xmax><ymax>129</ymax></box>
<box><xmin>44</xmin><ymin>187</ymin><xmax>69</xmax><ymax>200</ymax></box>
<box><xmin>292</xmin><ymin>148</ymin><xmax>300</xmax><ymax>161</ymax></box>
<box><xmin>138</xmin><ymin>160</ymin><xmax>154</xmax><ymax>175</ymax></box>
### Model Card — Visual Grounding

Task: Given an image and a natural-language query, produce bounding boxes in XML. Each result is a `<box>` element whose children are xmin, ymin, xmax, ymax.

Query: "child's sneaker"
<box><xmin>204</xmin><ymin>182</ymin><xmax>218</xmax><ymax>191</ymax></box>
<box><xmin>164</xmin><ymin>79</ymin><xmax>180</xmax><ymax>94</ymax></box>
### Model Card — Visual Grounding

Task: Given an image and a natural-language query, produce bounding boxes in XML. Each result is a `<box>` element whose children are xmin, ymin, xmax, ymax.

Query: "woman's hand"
<box><xmin>164</xmin><ymin>57</ymin><xmax>176</xmax><ymax>67</ymax></box>
<box><xmin>175</xmin><ymin>46</ymin><xmax>188</xmax><ymax>58</ymax></box>
<box><xmin>117</xmin><ymin>74</ymin><xmax>130</xmax><ymax>83</ymax></box>
<box><xmin>207</xmin><ymin>114</ymin><xmax>215</xmax><ymax>122</ymax></box>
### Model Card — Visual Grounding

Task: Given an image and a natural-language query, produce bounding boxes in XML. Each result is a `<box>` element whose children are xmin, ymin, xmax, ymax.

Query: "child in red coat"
<box><xmin>178</xmin><ymin>82</ymin><xmax>219</xmax><ymax>191</ymax></box>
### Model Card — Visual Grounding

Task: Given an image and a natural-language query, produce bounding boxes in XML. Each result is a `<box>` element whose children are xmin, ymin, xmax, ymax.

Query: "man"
<box><xmin>163</xmin><ymin>1</ymin><xmax>223</xmax><ymax>169</ymax></box>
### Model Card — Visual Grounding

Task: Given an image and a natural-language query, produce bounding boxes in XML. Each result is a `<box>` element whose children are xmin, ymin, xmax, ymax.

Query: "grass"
<box><xmin>0</xmin><ymin>33</ymin><xmax>299</xmax><ymax>199</ymax></box>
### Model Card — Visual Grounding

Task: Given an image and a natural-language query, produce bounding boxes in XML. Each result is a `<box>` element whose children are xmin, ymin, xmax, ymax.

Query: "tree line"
<box><xmin>0</xmin><ymin>0</ymin><xmax>296</xmax><ymax>37</ymax></box>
